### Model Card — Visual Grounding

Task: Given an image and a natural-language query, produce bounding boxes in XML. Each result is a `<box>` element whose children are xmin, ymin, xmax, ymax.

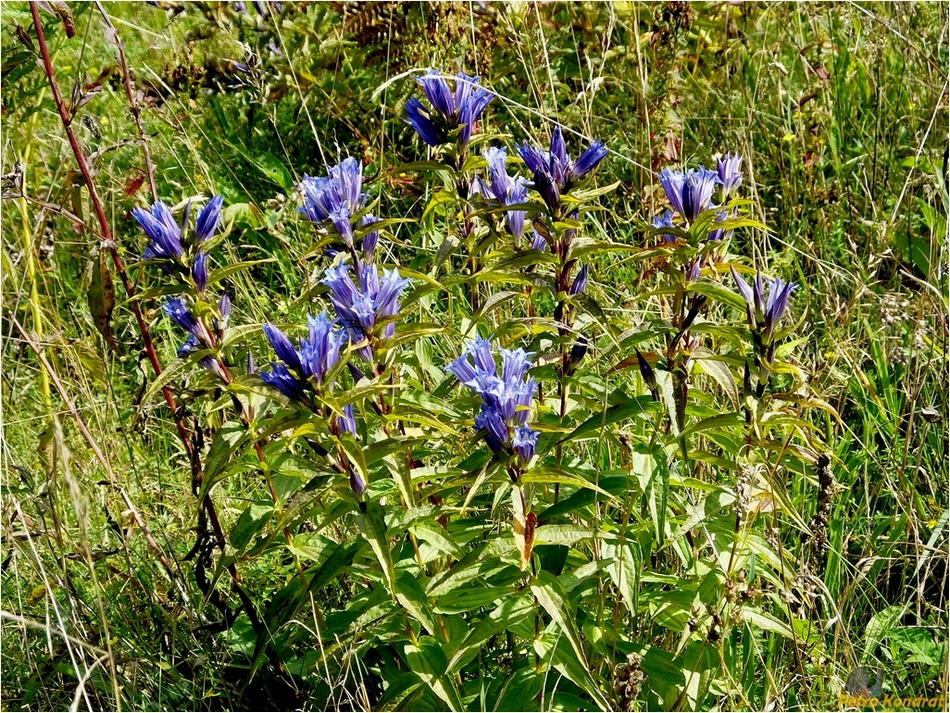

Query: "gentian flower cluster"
<box><xmin>260</xmin><ymin>312</ymin><xmax>347</xmax><ymax>400</ymax></box>
<box><xmin>447</xmin><ymin>337</ymin><xmax>539</xmax><ymax>463</ymax></box>
<box><xmin>653</xmin><ymin>153</ymin><xmax>745</xmax><ymax>279</ymax></box>
<box><xmin>658</xmin><ymin>166</ymin><xmax>720</xmax><ymax>224</ymax></box>
<box><xmin>478</xmin><ymin>147</ymin><xmax>530</xmax><ymax>241</ymax></box>
<box><xmin>731</xmin><ymin>267</ymin><xmax>798</xmax><ymax>347</ymax></box>
<box><xmin>135</xmin><ymin>195</ymin><xmax>223</xmax><ymax>268</ymax></box>
<box><xmin>516</xmin><ymin>126</ymin><xmax>608</xmax><ymax>219</ymax></box>
<box><xmin>134</xmin><ymin>196</ymin><xmax>229</xmax><ymax>381</ymax></box>
<box><xmin>405</xmin><ymin>70</ymin><xmax>494</xmax><ymax>150</ymax></box>
<box><xmin>322</xmin><ymin>263</ymin><xmax>411</xmax><ymax>363</ymax></box>
<box><xmin>299</xmin><ymin>158</ymin><xmax>379</xmax><ymax>258</ymax></box>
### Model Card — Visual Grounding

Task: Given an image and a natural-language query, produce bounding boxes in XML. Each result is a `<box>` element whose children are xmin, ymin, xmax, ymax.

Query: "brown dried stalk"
<box><xmin>29</xmin><ymin>3</ymin><xmax>257</xmax><ymax>631</ymax></box>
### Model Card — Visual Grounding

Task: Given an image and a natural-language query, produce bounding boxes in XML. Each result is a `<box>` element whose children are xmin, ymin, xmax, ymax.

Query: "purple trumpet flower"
<box><xmin>136</xmin><ymin>195</ymin><xmax>224</xmax><ymax>263</ymax></box>
<box><xmin>338</xmin><ymin>403</ymin><xmax>358</xmax><ymax>437</ymax></box>
<box><xmin>195</xmin><ymin>195</ymin><xmax>224</xmax><ymax>243</ymax></box>
<box><xmin>659</xmin><ymin>166</ymin><xmax>720</xmax><ymax>223</ymax></box>
<box><xmin>569</xmin><ymin>264</ymin><xmax>589</xmax><ymax>296</ymax></box>
<box><xmin>481</xmin><ymin>147</ymin><xmax>531</xmax><ymax>240</ymax></box>
<box><xmin>176</xmin><ymin>334</ymin><xmax>226</xmax><ymax>380</ymax></box>
<box><xmin>531</xmin><ymin>230</ymin><xmax>548</xmax><ymax>252</ymax></box>
<box><xmin>512</xmin><ymin>424</ymin><xmax>539</xmax><ymax>463</ymax></box>
<box><xmin>165</xmin><ymin>297</ymin><xmax>222</xmax><ymax>378</ymax></box>
<box><xmin>447</xmin><ymin>337</ymin><xmax>539</xmax><ymax>456</ymax></box>
<box><xmin>731</xmin><ymin>266</ymin><xmax>798</xmax><ymax>341</ymax></box>
<box><xmin>322</xmin><ymin>264</ymin><xmax>411</xmax><ymax>360</ymax></box>
<box><xmin>299</xmin><ymin>158</ymin><xmax>369</xmax><ymax>247</ymax></box>
<box><xmin>687</xmin><ymin>258</ymin><xmax>702</xmax><ymax>281</ymax></box>
<box><xmin>717</xmin><ymin>153</ymin><xmax>743</xmax><ymax>197</ymax></box>
<box><xmin>707</xmin><ymin>210</ymin><xmax>734</xmax><ymax>242</ymax></box>
<box><xmin>260</xmin><ymin>311</ymin><xmax>346</xmax><ymax>398</ymax></box>
<box><xmin>218</xmin><ymin>293</ymin><xmax>231</xmax><ymax>329</ymax></box>
<box><xmin>135</xmin><ymin>202</ymin><xmax>184</xmax><ymax>261</ymax></box>
<box><xmin>359</xmin><ymin>214</ymin><xmax>380</xmax><ymax>260</ymax></box>
<box><xmin>404</xmin><ymin>70</ymin><xmax>494</xmax><ymax>149</ymax></box>
<box><xmin>652</xmin><ymin>210</ymin><xmax>677</xmax><ymax>243</ymax></box>
<box><xmin>516</xmin><ymin>126</ymin><xmax>608</xmax><ymax>216</ymax></box>
<box><xmin>164</xmin><ymin>297</ymin><xmax>202</xmax><ymax>339</ymax></box>
<box><xmin>192</xmin><ymin>252</ymin><xmax>209</xmax><ymax>292</ymax></box>
<box><xmin>259</xmin><ymin>363</ymin><xmax>305</xmax><ymax>401</ymax></box>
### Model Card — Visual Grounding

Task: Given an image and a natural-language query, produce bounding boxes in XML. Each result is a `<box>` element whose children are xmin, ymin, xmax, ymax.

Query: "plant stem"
<box><xmin>29</xmin><ymin>2</ymin><xmax>260</xmax><ymax>635</ymax></box>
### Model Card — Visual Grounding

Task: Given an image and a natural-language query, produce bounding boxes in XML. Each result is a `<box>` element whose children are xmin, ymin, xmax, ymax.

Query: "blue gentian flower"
<box><xmin>322</xmin><ymin>264</ymin><xmax>411</xmax><ymax>360</ymax></box>
<box><xmin>512</xmin><ymin>424</ymin><xmax>539</xmax><ymax>463</ymax></box>
<box><xmin>404</xmin><ymin>70</ymin><xmax>494</xmax><ymax>149</ymax></box>
<box><xmin>447</xmin><ymin>337</ymin><xmax>539</xmax><ymax>456</ymax></box>
<box><xmin>259</xmin><ymin>362</ymin><xmax>305</xmax><ymax>401</ymax></box>
<box><xmin>716</xmin><ymin>153</ymin><xmax>743</xmax><ymax>197</ymax></box>
<box><xmin>218</xmin><ymin>293</ymin><xmax>231</xmax><ymax>329</ymax></box>
<box><xmin>262</xmin><ymin>322</ymin><xmax>303</xmax><ymax>374</ymax></box>
<box><xmin>338</xmin><ymin>403</ymin><xmax>357</xmax><ymax>437</ymax></box>
<box><xmin>687</xmin><ymin>258</ymin><xmax>702</xmax><ymax>281</ymax></box>
<box><xmin>165</xmin><ymin>297</ymin><xmax>222</xmax><ymax>378</ymax></box>
<box><xmin>569</xmin><ymin>264</ymin><xmax>589</xmax><ymax>296</ymax></box>
<box><xmin>531</xmin><ymin>230</ymin><xmax>548</xmax><ymax>252</ymax></box>
<box><xmin>706</xmin><ymin>210</ymin><xmax>733</xmax><ymax>242</ymax></box>
<box><xmin>480</xmin><ymin>146</ymin><xmax>531</xmax><ymax>240</ymax></box>
<box><xmin>731</xmin><ymin>266</ymin><xmax>798</xmax><ymax>340</ymax></box>
<box><xmin>516</xmin><ymin>126</ymin><xmax>608</xmax><ymax>216</ymax></box>
<box><xmin>359</xmin><ymin>214</ymin><xmax>380</xmax><ymax>260</ymax></box>
<box><xmin>652</xmin><ymin>210</ymin><xmax>677</xmax><ymax>243</ymax></box>
<box><xmin>176</xmin><ymin>334</ymin><xmax>226</xmax><ymax>380</ymax></box>
<box><xmin>195</xmin><ymin>195</ymin><xmax>224</xmax><ymax>243</ymax></box>
<box><xmin>299</xmin><ymin>158</ymin><xmax>369</xmax><ymax>248</ymax></box>
<box><xmin>192</xmin><ymin>252</ymin><xmax>208</xmax><ymax>292</ymax></box>
<box><xmin>260</xmin><ymin>312</ymin><xmax>346</xmax><ymax>399</ymax></box>
<box><xmin>349</xmin><ymin>469</ymin><xmax>367</xmax><ymax>497</ymax></box>
<box><xmin>475</xmin><ymin>407</ymin><xmax>510</xmax><ymax>453</ymax></box>
<box><xmin>659</xmin><ymin>166</ymin><xmax>720</xmax><ymax>223</ymax></box>
<box><xmin>135</xmin><ymin>202</ymin><xmax>184</xmax><ymax>261</ymax></box>
<box><xmin>164</xmin><ymin>297</ymin><xmax>202</xmax><ymax>339</ymax></box>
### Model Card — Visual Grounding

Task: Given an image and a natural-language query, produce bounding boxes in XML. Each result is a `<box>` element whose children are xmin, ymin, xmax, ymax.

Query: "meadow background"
<box><xmin>1</xmin><ymin>2</ymin><xmax>947</xmax><ymax>711</ymax></box>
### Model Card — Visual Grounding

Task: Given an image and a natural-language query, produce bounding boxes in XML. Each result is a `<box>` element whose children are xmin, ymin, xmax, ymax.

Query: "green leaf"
<box><xmin>395</xmin><ymin>571</ymin><xmax>440</xmax><ymax>637</ymax></box>
<box><xmin>561</xmin><ymin>396</ymin><xmax>656</xmax><ymax>443</ymax></box>
<box><xmin>204</xmin><ymin>423</ymin><xmax>248</xmax><ymax>487</ymax></box>
<box><xmin>387</xmin><ymin>324</ymin><xmax>451</xmax><ymax>349</ymax></box>
<box><xmin>338</xmin><ymin>433</ymin><xmax>369</xmax><ymax>493</ymax></box>
<box><xmin>567</xmin><ymin>179</ymin><xmax>621</xmax><ymax>202</ymax></box>
<box><xmin>404</xmin><ymin>637</ymin><xmax>462</xmax><ymax>712</ymax></box>
<box><xmin>863</xmin><ymin>604</ymin><xmax>907</xmax><ymax>663</ymax></box>
<box><xmin>463</xmin><ymin>291</ymin><xmax>520</xmax><ymax>337</ymax></box>
<box><xmin>693</xmin><ymin>351</ymin><xmax>740</xmax><ymax>408</ymax></box>
<box><xmin>672</xmin><ymin>488</ymin><xmax>736</xmax><ymax>541</ymax></box>
<box><xmin>740</xmin><ymin>606</ymin><xmax>794</xmax><ymax>639</ymax></box>
<box><xmin>411</xmin><ymin>520</ymin><xmax>464</xmax><ymax>558</ymax></box>
<box><xmin>530</xmin><ymin>571</ymin><xmax>589</xmax><ymax>670</ymax></box>
<box><xmin>446</xmin><ymin>594</ymin><xmax>535</xmax><ymax>672</ymax></box>
<box><xmin>520</xmin><ymin>468</ymin><xmax>614</xmax><ymax>500</ymax></box>
<box><xmin>208</xmin><ymin>259</ymin><xmax>276</xmax><ymax>287</ymax></box>
<box><xmin>687</xmin><ymin>278</ymin><xmax>746</xmax><ymax>312</ymax></box>
<box><xmin>249</xmin><ymin>151</ymin><xmax>294</xmax><ymax>191</ymax></box>
<box><xmin>87</xmin><ymin>250</ymin><xmax>119</xmax><ymax>353</ymax></box>
<box><xmin>139</xmin><ymin>355</ymin><xmax>197</xmax><ymax>409</ymax></box>
<box><xmin>534</xmin><ymin>631</ymin><xmax>611</xmax><ymax>711</ymax></box>
<box><xmin>493</xmin><ymin>667</ymin><xmax>545</xmax><ymax>712</ymax></box>
<box><xmin>434</xmin><ymin>585</ymin><xmax>509</xmax><ymax>614</ymax></box>
<box><xmin>230</xmin><ymin>502</ymin><xmax>274</xmax><ymax>551</ymax></box>
<box><xmin>677</xmin><ymin>412</ymin><xmax>745</xmax><ymax>442</ymax></box>
<box><xmin>356</xmin><ymin>502</ymin><xmax>396</xmax><ymax>595</ymax></box>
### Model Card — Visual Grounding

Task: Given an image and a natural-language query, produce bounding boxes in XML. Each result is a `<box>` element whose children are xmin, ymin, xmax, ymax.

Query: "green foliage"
<box><xmin>2</xmin><ymin>2</ymin><xmax>947</xmax><ymax>712</ymax></box>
